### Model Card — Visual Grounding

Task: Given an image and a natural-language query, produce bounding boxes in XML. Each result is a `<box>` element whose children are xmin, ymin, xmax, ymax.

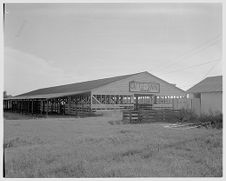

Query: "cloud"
<box><xmin>4</xmin><ymin>47</ymin><xmax>68</xmax><ymax>96</ymax></box>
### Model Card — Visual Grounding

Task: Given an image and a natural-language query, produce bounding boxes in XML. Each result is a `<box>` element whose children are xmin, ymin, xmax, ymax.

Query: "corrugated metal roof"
<box><xmin>187</xmin><ymin>76</ymin><xmax>222</xmax><ymax>93</ymax></box>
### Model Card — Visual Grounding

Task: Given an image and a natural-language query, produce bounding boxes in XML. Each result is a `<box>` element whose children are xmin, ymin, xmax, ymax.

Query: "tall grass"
<box><xmin>176</xmin><ymin>109</ymin><xmax>222</xmax><ymax>129</ymax></box>
<box><xmin>4</xmin><ymin>114</ymin><xmax>222</xmax><ymax>177</ymax></box>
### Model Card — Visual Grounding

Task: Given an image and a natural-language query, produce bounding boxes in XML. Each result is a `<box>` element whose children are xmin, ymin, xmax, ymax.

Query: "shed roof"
<box><xmin>11</xmin><ymin>72</ymin><xmax>141</xmax><ymax>99</ymax></box>
<box><xmin>6</xmin><ymin>71</ymin><xmax>185</xmax><ymax>100</ymax></box>
<box><xmin>187</xmin><ymin>76</ymin><xmax>222</xmax><ymax>93</ymax></box>
<box><xmin>4</xmin><ymin>91</ymin><xmax>91</xmax><ymax>100</ymax></box>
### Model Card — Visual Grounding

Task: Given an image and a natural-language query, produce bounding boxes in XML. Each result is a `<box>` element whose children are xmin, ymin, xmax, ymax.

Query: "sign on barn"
<box><xmin>129</xmin><ymin>81</ymin><xmax>160</xmax><ymax>93</ymax></box>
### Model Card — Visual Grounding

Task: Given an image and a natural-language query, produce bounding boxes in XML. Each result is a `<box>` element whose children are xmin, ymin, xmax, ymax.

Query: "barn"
<box><xmin>187</xmin><ymin>76</ymin><xmax>222</xmax><ymax>115</ymax></box>
<box><xmin>4</xmin><ymin>71</ymin><xmax>187</xmax><ymax>115</ymax></box>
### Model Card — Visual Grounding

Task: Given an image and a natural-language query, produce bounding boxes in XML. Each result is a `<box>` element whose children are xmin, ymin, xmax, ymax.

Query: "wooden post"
<box><xmin>40</xmin><ymin>101</ymin><xmax>43</xmax><ymax>115</ymax></box>
<box><xmin>68</xmin><ymin>96</ymin><xmax>71</xmax><ymax>115</ymax></box>
<box><xmin>31</xmin><ymin>101</ymin><xmax>34</xmax><ymax>114</ymax></box>
<box><xmin>58</xmin><ymin>99</ymin><xmax>60</xmax><ymax>114</ymax></box>
<box><xmin>135</xmin><ymin>95</ymin><xmax>138</xmax><ymax>110</ymax></box>
<box><xmin>129</xmin><ymin>111</ymin><xmax>132</xmax><ymax>123</ymax></box>
<box><xmin>55</xmin><ymin>99</ymin><xmax>57</xmax><ymax>113</ymax></box>
<box><xmin>50</xmin><ymin>99</ymin><xmax>53</xmax><ymax>113</ymax></box>
<box><xmin>90</xmin><ymin>93</ymin><xmax>92</xmax><ymax>111</ymax></box>
<box><xmin>63</xmin><ymin>99</ymin><xmax>66</xmax><ymax>115</ymax></box>
<box><xmin>46</xmin><ymin>100</ymin><xmax>49</xmax><ymax>116</ymax></box>
<box><xmin>104</xmin><ymin>95</ymin><xmax>107</xmax><ymax>104</ymax></box>
<box><xmin>20</xmin><ymin>101</ymin><xmax>23</xmax><ymax>114</ymax></box>
<box><xmin>27</xmin><ymin>101</ymin><xmax>29</xmax><ymax>113</ymax></box>
<box><xmin>17</xmin><ymin>101</ymin><xmax>19</xmax><ymax>113</ymax></box>
<box><xmin>43</xmin><ymin>100</ymin><xmax>45</xmax><ymax>114</ymax></box>
<box><xmin>11</xmin><ymin>101</ymin><xmax>12</xmax><ymax>112</ymax></box>
<box><xmin>4</xmin><ymin>100</ymin><xmax>6</xmax><ymax>110</ymax></box>
<box><xmin>172</xmin><ymin>97</ymin><xmax>174</xmax><ymax>110</ymax></box>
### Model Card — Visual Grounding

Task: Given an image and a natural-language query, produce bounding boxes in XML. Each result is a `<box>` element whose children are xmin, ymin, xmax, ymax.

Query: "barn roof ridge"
<box><xmin>16</xmin><ymin>71</ymin><xmax>144</xmax><ymax>97</ymax></box>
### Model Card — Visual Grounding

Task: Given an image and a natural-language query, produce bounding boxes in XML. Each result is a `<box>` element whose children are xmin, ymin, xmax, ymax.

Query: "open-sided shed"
<box><xmin>4</xmin><ymin>71</ymin><xmax>187</xmax><ymax>115</ymax></box>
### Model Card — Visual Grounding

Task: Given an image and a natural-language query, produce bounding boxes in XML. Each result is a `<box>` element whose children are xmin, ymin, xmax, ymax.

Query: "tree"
<box><xmin>3</xmin><ymin>91</ymin><xmax>7</xmax><ymax>98</ymax></box>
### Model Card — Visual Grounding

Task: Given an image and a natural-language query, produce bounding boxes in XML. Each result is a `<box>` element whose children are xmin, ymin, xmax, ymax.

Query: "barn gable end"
<box><xmin>92</xmin><ymin>71</ymin><xmax>185</xmax><ymax>96</ymax></box>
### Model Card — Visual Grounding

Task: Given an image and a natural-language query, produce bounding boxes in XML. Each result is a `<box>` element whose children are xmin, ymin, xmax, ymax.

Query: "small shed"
<box><xmin>187</xmin><ymin>76</ymin><xmax>222</xmax><ymax>115</ymax></box>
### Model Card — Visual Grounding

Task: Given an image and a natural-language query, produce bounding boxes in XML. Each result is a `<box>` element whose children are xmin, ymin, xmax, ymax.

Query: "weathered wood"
<box><xmin>40</xmin><ymin>101</ymin><xmax>43</xmax><ymax>115</ymax></box>
<box><xmin>68</xmin><ymin>96</ymin><xmax>71</xmax><ymax>115</ymax></box>
<box><xmin>20</xmin><ymin>101</ymin><xmax>23</xmax><ymax>114</ymax></box>
<box><xmin>27</xmin><ymin>101</ymin><xmax>29</xmax><ymax>113</ymax></box>
<box><xmin>31</xmin><ymin>101</ymin><xmax>34</xmax><ymax>114</ymax></box>
<box><xmin>43</xmin><ymin>100</ymin><xmax>45</xmax><ymax>114</ymax></box>
<box><xmin>123</xmin><ymin>109</ymin><xmax>180</xmax><ymax>123</ymax></box>
<box><xmin>46</xmin><ymin>100</ymin><xmax>49</xmax><ymax>116</ymax></box>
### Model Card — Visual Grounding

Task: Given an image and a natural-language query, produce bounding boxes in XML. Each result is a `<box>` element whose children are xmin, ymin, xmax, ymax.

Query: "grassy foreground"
<box><xmin>4</xmin><ymin>112</ymin><xmax>222</xmax><ymax>177</ymax></box>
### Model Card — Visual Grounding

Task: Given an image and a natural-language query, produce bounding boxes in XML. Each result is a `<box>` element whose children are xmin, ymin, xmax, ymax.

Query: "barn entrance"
<box><xmin>134</xmin><ymin>94</ymin><xmax>156</xmax><ymax>110</ymax></box>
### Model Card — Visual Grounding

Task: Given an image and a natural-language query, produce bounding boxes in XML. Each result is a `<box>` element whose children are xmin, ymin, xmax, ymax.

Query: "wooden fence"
<box><xmin>122</xmin><ymin>109</ymin><xmax>181</xmax><ymax>123</ymax></box>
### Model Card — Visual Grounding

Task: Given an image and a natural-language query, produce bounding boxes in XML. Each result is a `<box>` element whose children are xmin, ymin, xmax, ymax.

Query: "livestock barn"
<box><xmin>4</xmin><ymin>71</ymin><xmax>187</xmax><ymax>115</ymax></box>
<box><xmin>187</xmin><ymin>76</ymin><xmax>222</xmax><ymax>115</ymax></box>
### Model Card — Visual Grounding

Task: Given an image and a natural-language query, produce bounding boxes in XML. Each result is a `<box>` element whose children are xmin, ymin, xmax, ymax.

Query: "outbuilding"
<box><xmin>187</xmin><ymin>76</ymin><xmax>222</xmax><ymax>115</ymax></box>
<box><xmin>4</xmin><ymin>71</ymin><xmax>187</xmax><ymax>115</ymax></box>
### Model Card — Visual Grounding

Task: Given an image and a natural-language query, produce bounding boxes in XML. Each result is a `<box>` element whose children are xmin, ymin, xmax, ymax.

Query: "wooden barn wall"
<box><xmin>201</xmin><ymin>92</ymin><xmax>222</xmax><ymax>115</ymax></box>
<box><xmin>92</xmin><ymin>72</ymin><xmax>185</xmax><ymax>96</ymax></box>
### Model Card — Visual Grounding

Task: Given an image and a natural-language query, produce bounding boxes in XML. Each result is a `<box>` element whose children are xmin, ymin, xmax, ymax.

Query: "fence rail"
<box><xmin>123</xmin><ymin>109</ymin><xmax>180</xmax><ymax>123</ymax></box>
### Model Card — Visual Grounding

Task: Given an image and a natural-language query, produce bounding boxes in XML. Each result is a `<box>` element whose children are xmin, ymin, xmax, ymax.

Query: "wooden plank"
<box><xmin>31</xmin><ymin>101</ymin><xmax>34</xmax><ymax>114</ymax></box>
<box><xmin>46</xmin><ymin>100</ymin><xmax>49</xmax><ymax>116</ymax></box>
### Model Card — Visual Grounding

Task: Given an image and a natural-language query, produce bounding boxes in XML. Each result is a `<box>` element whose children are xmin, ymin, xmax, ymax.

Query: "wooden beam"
<box><xmin>40</xmin><ymin>101</ymin><xmax>43</xmax><ymax>115</ymax></box>
<box><xmin>68</xmin><ymin>96</ymin><xmax>71</xmax><ymax>115</ymax></box>
<box><xmin>43</xmin><ymin>100</ymin><xmax>45</xmax><ymax>114</ymax></box>
<box><xmin>90</xmin><ymin>93</ymin><xmax>93</xmax><ymax>107</ymax></box>
<box><xmin>51</xmin><ymin>99</ymin><xmax>53</xmax><ymax>113</ymax></box>
<box><xmin>31</xmin><ymin>101</ymin><xmax>34</xmax><ymax>114</ymax></box>
<box><xmin>27</xmin><ymin>101</ymin><xmax>30</xmax><ymax>113</ymax></box>
<box><xmin>20</xmin><ymin>101</ymin><xmax>23</xmax><ymax>114</ymax></box>
<box><xmin>46</xmin><ymin>100</ymin><xmax>49</xmax><ymax>116</ymax></box>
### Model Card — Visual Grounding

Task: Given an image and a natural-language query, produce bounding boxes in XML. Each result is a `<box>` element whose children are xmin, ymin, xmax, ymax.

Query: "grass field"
<box><xmin>4</xmin><ymin>112</ymin><xmax>222</xmax><ymax>177</ymax></box>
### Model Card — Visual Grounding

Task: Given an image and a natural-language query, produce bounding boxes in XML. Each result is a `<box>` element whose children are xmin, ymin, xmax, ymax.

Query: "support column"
<box><xmin>90</xmin><ymin>93</ymin><xmax>92</xmax><ymax>112</ymax></box>
<box><xmin>5</xmin><ymin>100</ymin><xmax>7</xmax><ymax>110</ymax></box>
<box><xmin>135</xmin><ymin>95</ymin><xmax>138</xmax><ymax>110</ymax></box>
<box><xmin>17</xmin><ymin>101</ymin><xmax>19</xmax><ymax>113</ymax></box>
<box><xmin>31</xmin><ymin>101</ymin><xmax>34</xmax><ymax>114</ymax></box>
<box><xmin>40</xmin><ymin>100</ymin><xmax>43</xmax><ymax>115</ymax></box>
<box><xmin>27</xmin><ymin>101</ymin><xmax>30</xmax><ymax>113</ymax></box>
<box><xmin>63</xmin><ymin>99</ymin><xmax>66</xmax><ymax>115</ymax></box>
<box><xmin>46</xmin><ymin>100</ymin><xmax>49</xmax><ymax>116</ymax></box>
<box><xmin>51</xmin><ymin>99</ymin><xmax>53</xmax><ymax>113</ymax></box>
<box><xmin>18</xmin><ymin>101</ymin><xmax>20</xmax><ymax>112</ymax></box>
<box><xmin>56</xmin><ymin>100</ymin><xmax>57</xmax><ymax>113</ymax></box>
<box><xmin>43</xmin><ymin>100</ymin><xmax>45</xmax><ymax>114</ymax></box>
<box><xmin>20</xmin><ymin>101</ymin><xmax>23</xmax><ymax>113</ymax></box>
<box><xmin>68</xmin><ymin>96</ymin><xmax>71</xmax><ymax>115</ymax></box>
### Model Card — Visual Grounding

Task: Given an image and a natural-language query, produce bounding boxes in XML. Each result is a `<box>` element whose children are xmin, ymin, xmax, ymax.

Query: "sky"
<box><xmin>4</xmin><ymin>3</ymin><xmax>222</xmax><ymax>96</ymax></box>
